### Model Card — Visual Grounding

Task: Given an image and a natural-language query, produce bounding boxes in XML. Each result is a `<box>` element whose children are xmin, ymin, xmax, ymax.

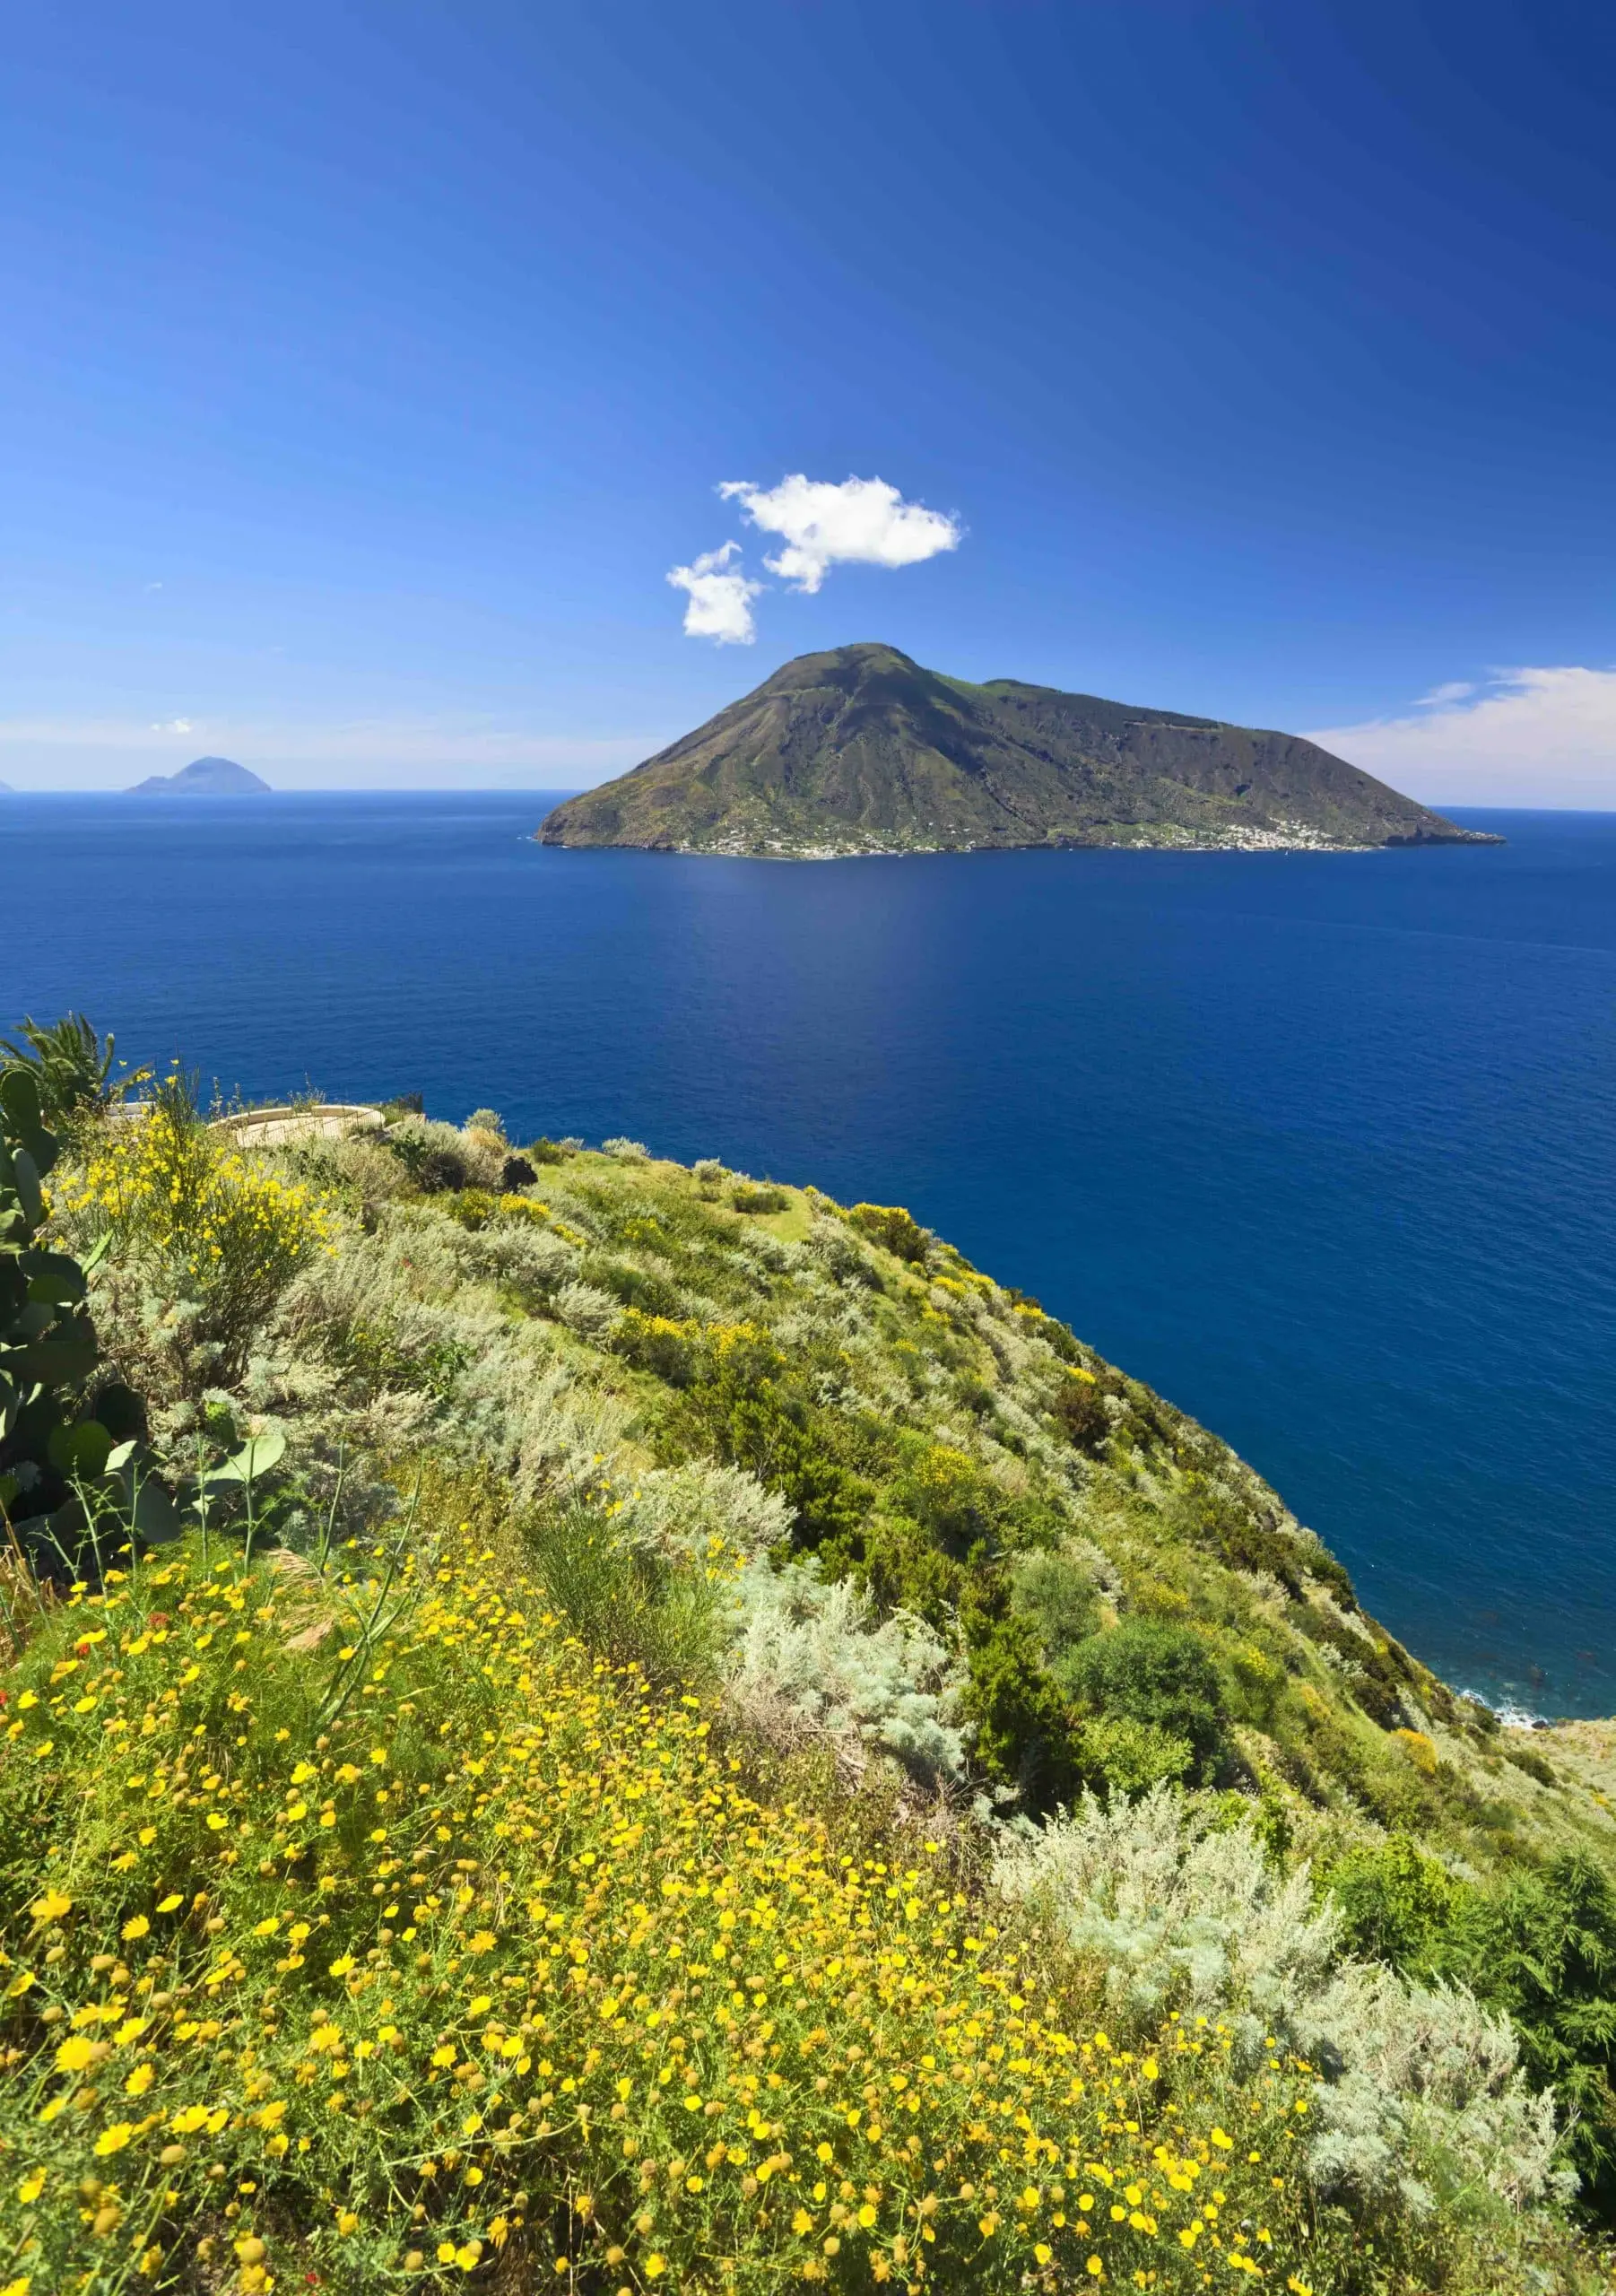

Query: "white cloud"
<box><xmin>1308</xmin><ymin>666</ymin><xmax>1616</xmax><ymax>808</ymax></box>
<box><xmin>666</xmin><ymin>542</ymin><xmax>764</xmax><ymax>645</ymax></box>
<box><xmin>717</xmin><ymin>473</ymin><xmax>961</xmax><ymax>594</ymax></box>
<box><xmin>149</xmin><ymin>717</ymin><xmax>193</xmax><ymax>733</ymax></box>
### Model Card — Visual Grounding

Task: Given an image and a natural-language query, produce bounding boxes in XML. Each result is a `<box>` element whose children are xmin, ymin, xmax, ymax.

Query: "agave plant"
<box><xmin>0</xmin><ymin>1011</ymin><xmax>128</xmax><ymax>1129</ymax></box>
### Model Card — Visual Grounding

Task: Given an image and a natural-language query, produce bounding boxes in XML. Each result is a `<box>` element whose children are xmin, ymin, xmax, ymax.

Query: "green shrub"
<box><xmin>56</xmin><ymin>1071</ymin><xmax>334</xmax><ymax>1386</ymax></box>
<box><xmin>663</xmin><ymin>1329</ymin><xmax>869</xmax><ymax>1553</ymax></box>
<box><xmin>524</xmin><ymin>1500</ymin><xmax>722</xmax><ymax>1686</ymax></box>
<box><xmin>382</xmin><ymin>1119</ymin><xmax>468</xmax><ymax>1190</ymax></box>
<box><xmin>613</xmin><ymin>1306</ymin><xmax>699</xmax><ymax>1386</ymax></box>
<box><xmin>1078</xmin><ymin>1712</ymin><xmax>1197</xmax><ymax>1794</ymax></box>
<box><xmin>1009</xmin><ymin>1544</ymin><xmax>1103</xmax><ymax>1671</ymax></box>
<box><xmin>1182</xmin><ymin>1474</ymin><xmax>1359</xmax><ymax>1609</ymax></box>
<box><xmin>1502</xmin><ymin>1740</ymin><xmax>1560</xmax><ymax>1788</ymax></box>
<box><xmin>1064</xmin><ymin>1620</ymin><xmax>1228</xmax><ymax>1783</ymax></box>
<box><xmin>583</xmin><ymin>1254</ymin><xmax>683</xmax><ymax>1318</ymax></box>
<box><xmin>1289</xmin><ymin>1601</ymin><xmax>1412</xmax><ymax>1729</ymax></box>
<box><xmin>381</xmin><ymin>1118</ymin><xmax>504</xmax><ymax>1195</ymax></box>
<box><xmin>893</xmin><ymin>1440</ymin><xmax>1004</xmax><ymax>1556</ymax></box>
<box><xmin>1327</xmin><ymin>1835</ymin><xmax>1616</xmax><ymax>2221</ymax></box>
<box><xmin>1328</xmin><ymin>1831</ymin><xmax>1459</xmax><ymax>1968</ymax></box>
<box><xmin>1441</xmin><ymin>1852</ymin><xmax>1616</xmax><ymax>2216</ymax></box>
<box><xmin>731</xmin><ymin>1181</ymin><xmax>788</xmax><ymax>1213</ymax></box>
<box><xmin>1051</xmin><ymin>1367</ymin><xmax>1111</xmax><ymax>1453</ymax></box>
<box><xmin>1216</xmin><ymin>1632</ymin><xmax>1290</xmax><ymax>1736</ymax></box>
<box><xmin>805</xmin><ymin>1216</ymin><xmax>879</xmax><ymax>1289</ymax></box>
<box><xmin>957</xmin><ymin>1597</ymin><xmax>1082</xmax><ymax>1811</ymax></box>
<box><xmin>847</xmin><ymin>1200</ymin><xmax>929</xmax><ymax>1261</ymax></box>
<box><xmin>857</xmin><ymin>1509</ymin><xmax>963</xmax><ymax>1631</ymax></box>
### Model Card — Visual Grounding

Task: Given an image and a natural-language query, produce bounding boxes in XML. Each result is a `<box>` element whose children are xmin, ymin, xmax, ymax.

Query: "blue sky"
<box><xmin>3</xmin><ymin>0</ymin><xmax>1614</xmax><ymax>797</ymax></box>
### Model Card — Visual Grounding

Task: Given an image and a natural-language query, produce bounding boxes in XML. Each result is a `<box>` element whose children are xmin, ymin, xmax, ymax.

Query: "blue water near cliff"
<box><xmin>4</xmin><ymin>793</ymin><xmax>1613</xmax><ymax>1714</ymax></box>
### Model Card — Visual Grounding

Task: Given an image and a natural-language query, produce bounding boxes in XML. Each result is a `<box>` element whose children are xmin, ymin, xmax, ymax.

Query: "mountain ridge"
<box><xmin>540</xmin><ymin>642</ymin><xmax>1494</xmax><ymax>856</ymax></box>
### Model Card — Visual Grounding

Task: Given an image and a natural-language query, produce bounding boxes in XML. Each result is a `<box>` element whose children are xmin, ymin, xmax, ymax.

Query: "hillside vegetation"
<box><xmin>537</xmin><ymin>645</ymin><xmax>1491</xmax><ymax>857</ymax></box>
<box><xmin>1</xmin><ymin>1028</ymin><xmax>1611</xmax><ymax>2295</ymax></box>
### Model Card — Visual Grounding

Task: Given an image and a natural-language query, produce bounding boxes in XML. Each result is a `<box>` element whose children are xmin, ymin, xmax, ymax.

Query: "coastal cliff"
<box><xmin>2</xmin><ymin>1076</ymin><xmax>1608</xmax><ymax>2295</ymax></box>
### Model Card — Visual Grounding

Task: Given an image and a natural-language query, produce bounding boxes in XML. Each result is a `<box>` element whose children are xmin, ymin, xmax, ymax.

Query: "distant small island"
<box><xmin>540</xmin><ymin>641</ymin><xmax>1499</xmax><ymax>857</ymax></box>
<box><xmin>129</xmin><ymin>754</ymin><xmax>272</xmax><ymax>796</ymax></box>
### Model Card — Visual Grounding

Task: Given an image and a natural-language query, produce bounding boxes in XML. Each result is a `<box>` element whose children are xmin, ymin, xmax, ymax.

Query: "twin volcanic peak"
<box><xmin>540</xmin><ymin>642</ymin><xmax>1490</xmax><ymax>857</ymax></box>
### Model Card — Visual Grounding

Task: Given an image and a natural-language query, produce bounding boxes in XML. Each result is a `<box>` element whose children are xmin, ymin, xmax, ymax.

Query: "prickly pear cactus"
<box><xmin>0</xmin><ymin>1070</ymin><xmax>154</xmax><ymax>1555</ymax></box>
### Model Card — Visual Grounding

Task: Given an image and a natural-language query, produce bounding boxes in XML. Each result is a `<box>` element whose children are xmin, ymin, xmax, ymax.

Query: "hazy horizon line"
<box><xmin>1</xmin><ymin>786</ymin><xmax>1610</xmax><ymax>814</ymax></box>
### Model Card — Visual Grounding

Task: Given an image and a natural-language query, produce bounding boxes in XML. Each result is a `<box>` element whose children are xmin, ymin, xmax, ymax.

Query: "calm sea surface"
<box><xmin>5</xmin><ymin>794</ymin><xmax>1613</xmax><ymax>1715</ymax></box>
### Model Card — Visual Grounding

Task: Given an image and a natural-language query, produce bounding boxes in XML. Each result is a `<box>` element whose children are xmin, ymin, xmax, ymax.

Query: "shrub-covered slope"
<box><xmin>3</xmin><ymin>1077</ymin><xmax>1613</xmax><ymax>2294</ymax></box>
<box><xmin>176</xmin><ymin>1123</ymin><xmax>1602</xmax><ymax>1874</ymax></box>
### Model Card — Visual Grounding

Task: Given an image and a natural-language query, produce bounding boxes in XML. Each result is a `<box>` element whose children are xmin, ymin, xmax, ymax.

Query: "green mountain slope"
<box><xmin>540</xmin><ymin>642</ymin><xmax>1490</xmax><ymax>856</ymax></box>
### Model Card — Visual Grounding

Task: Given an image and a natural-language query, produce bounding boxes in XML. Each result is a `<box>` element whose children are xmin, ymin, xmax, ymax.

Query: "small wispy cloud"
<box><xmin>1308</xmin><ymin>665</ymin><xmax>1616</xmax><ymax>807</ymax></box>
<box><xmin>144</xmin><ymin>581</ymin><xmax>163</xmax><ymax>592</ymax></box>
<box><xmin>718</xmin><ymin>472</ymin><xmax>960</xmax><ymax>594</ymax></box>
<box><xmin>149</xmin><ymin>717</ymin><xmax>193</xmax><ymax>733</ymax></box>
<box><xmin>665</xmin><ymin>542</ymin><xmax>765</xmax><ymax>645</ymax></box>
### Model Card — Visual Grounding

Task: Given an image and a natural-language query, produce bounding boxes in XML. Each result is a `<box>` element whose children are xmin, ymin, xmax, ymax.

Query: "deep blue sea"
<box><xmin>4</xmin><ymin>794</ymin><xmax>1613</xmax><ymax>1716</ymax></box>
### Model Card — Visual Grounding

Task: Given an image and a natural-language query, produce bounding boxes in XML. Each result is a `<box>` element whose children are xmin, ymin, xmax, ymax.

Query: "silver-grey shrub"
<box><xmin>387</xmin><ymin>1116</ymin><xmax>505</xmax><ymax>1191</ymax></box>
<box><xmin>725</xmin><ymin>1558</ymin><xmax>968</xmax><ymax>1785</ymax></box>
<box><xmin>613</xmin><ymin>1460</ymin><xmax>794</xmax><ymax>1561</ymax></box>
<box><xmin>993</xmin><ymin>1787</ymin><xmax>1570</xmax><ymax>2215</ymax></box>
<box><xmin>275</xmin><ymin>1206</ymin><xmax>479</xmax><ymax>1379</ymax></box>
<box><xmin>268</xmin><ymin>1130</ymin><xmax>413</xmax><ymax>1211</ymax></box>
<box><xmin>554</xmin><ymin>1279</ymin><xmax>622</xmax><ymax>1343</ymax></box>
<box><xmin>449</xmin><ymin>1330</ymin><xmax>629</xmax><ymax>1501</ymax></box>
<box><xmin>1298</xmin><ymin>1965</ymin><xmax>1569</xmax><ymax>2215</ymax></box>
<box><xmin>267</xmin><ymin>1206</ymin><xmax>624</xmax><ymax>1501</ymax></box>
<box><xmin>993</xmin><ymin>1782</ymin><xmax>1336</xmax><ymax>2026</ymax></box>
<box><xmin>458</xmin><ymin>1216</ymin><xmax>578</xmax><ymax>1306</ymax></box>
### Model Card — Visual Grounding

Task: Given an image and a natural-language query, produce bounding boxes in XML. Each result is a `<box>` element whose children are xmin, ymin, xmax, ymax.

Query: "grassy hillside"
<box><xmin>1</xmin><ymin>1051</ymin><xmax>1612</xmax><ymax>2293</ymax></box>
<box><xmin>537</xmin><ymin>645</ymin><xmax>1489</xmax><ymax>857</ymax></box>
